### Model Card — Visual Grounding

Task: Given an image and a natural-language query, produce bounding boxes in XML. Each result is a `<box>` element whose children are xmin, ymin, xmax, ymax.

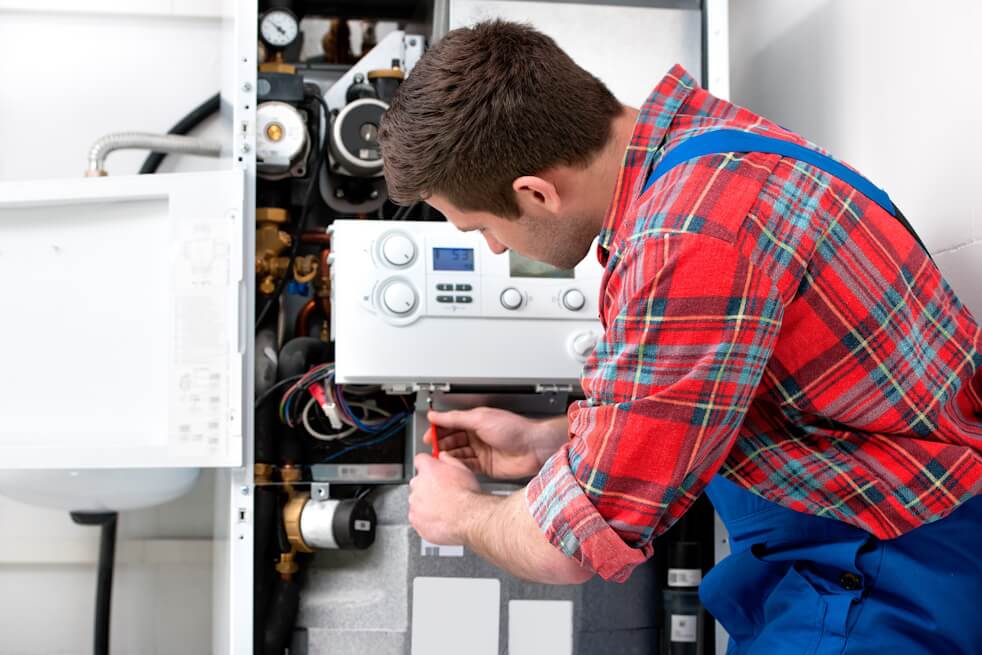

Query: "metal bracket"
<box><xmin>310</xmin><ymin>483</ymin><xmax>331</xmax><ymax>502</ymax></box>
<box><xmin>382</xmin><ymin>382</ymin><xmax>451</xmax><ymax>395</ymax></box>
<box><xmin>534</xmin><ymin>384</ymin><xmax>574</xmax><ymax>394</ymax></box>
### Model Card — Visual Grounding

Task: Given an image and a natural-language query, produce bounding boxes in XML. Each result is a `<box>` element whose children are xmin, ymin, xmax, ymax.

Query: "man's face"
<box><xmin>424</xmin><ymin>194</ymin><xmax>595</xmax><ymax>270</ymax></box>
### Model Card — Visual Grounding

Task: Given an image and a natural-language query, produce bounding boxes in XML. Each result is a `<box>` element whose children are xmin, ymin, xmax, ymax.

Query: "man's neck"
<box><xmin>584</xmin><ymin>106</ymin><xmax>640</xmax><ymax>235</ymax></box>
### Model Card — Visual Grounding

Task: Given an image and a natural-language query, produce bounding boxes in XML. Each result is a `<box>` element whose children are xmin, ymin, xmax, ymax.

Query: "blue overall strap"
<box><xmin>643</xmin><ymin>129</ymin><xmax>895</xmax><ymax>215</ymax></box>
<box><xmin>641</xmin><ymin>129</ymin><xmax>932</xmax><ymax>257</ymax></box>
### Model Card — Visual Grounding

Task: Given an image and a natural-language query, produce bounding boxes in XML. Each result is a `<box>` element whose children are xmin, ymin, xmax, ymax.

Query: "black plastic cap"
<box><xmin>332</xmin><ymin>497</ymin><xmax>377</xmax><ymax>550</ymax></box>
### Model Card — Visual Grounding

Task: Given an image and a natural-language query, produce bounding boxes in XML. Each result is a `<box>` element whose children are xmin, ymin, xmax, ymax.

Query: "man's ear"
<box><xmin>513</xmin><ymin>175</ymin><xmax>561</xmax><ymax>216</ymax></box>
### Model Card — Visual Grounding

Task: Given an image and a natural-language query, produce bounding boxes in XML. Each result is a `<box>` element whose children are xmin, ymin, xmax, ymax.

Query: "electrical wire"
<box><xmin>256</xmin><ymin>94</ymin><xmax>331</xmax><ymax>328</ymax></box>
<box><xmin>319</xmin><ymin>421</ymin><xmax>406</xmax><ymax>462</ymax></box>
<box><xmin>256</xmin><ymin>374</ymin><xmax>304</xmax><ymax>408</ymax></box>
<box><xmin>302</xmin><ymin>397</ymin><xmax>358</xmax><ymax>440</ymax></box>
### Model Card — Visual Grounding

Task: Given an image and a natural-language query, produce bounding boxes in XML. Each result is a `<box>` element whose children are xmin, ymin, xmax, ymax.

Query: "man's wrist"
<box><xmin>530</xmin><ymin>416</ymin><xmax>569</xmax><ymax>467</ymax></box>
<box><xmin>458</xmin><ymin>491</ymin><xmax>504</xmax><ymax>549</ymax></box>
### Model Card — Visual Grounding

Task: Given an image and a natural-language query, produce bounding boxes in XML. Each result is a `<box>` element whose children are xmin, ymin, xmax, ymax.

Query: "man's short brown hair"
<box><xmin>378</xmin><ymin>20</ymin><xmax>622</xmax><ymax>218</ymax></box>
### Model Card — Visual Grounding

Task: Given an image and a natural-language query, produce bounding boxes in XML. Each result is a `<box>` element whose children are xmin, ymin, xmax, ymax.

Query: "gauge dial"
<box><xmin>260</xmin><ymin>9</ymin><xmax>299</xmax><ymax>49</ymax></box>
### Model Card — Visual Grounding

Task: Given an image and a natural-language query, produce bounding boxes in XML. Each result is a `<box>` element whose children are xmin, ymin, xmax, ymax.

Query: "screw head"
<box><xmin>240</xmin><ymin>486</ymin><xmax>249</xmax><ymax>495</ymax></box>
<box><xmin>240</xmin><ymin>143</ymin><xmax>251</xmax><ymax>153</ymax></box>
<box><xmin>242</xmin><ymin>82</ymin><xmax>252</xmax><ymax>92</ymax></box>
<box><xmin>408</xmin><ymin>38</ymin><xmax>418</xmax><ymax>47</ymax></box>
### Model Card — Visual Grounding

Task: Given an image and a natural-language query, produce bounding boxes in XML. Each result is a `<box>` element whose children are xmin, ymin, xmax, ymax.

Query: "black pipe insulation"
<box><xmin>253</xmin><ymin>486</ymin><xmax>280</xmax><ymax>655</ymax></box>
<box><xmin>70</xmin><ymin>512</ymin><xmax>118</xmax><ymax>655</ymax></box>
<box><xmin>276</xmin><ymin>337</ymin><xmax>329</xmax><ymax>380</ymax></box>
<box><xmin>263</xmin><ymin>577</ymin><xmax>302</xmax><ymax>655</ymax></box>
<box><xmin>139</xmin><ymin>93</ymin><xmax>221</xmax><ymax>174</ymax></box>
<box><xmin>256</xmin><ymin>399</ymin><xmax>280</xmax><ymax>465</ymax></box>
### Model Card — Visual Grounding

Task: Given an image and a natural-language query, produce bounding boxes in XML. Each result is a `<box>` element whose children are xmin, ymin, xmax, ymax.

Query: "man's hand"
<box><xmin>409</xmin><ymin>452</ymin><xmax>593</xmax><ymax>584</ymax></box>
<box><xmin>408</xmin><ymin>452</ymin><xmax>481</xmax><ymax>545</ymax></box>
<box><xmin>425</xmin><ymin>407</ymin><xmax>568</xmax><ymax>480</ymax></box>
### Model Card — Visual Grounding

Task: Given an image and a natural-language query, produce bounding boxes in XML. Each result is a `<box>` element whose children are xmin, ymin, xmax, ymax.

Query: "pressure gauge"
<box><xmin>260</xmin><ymin>9</ymin><xmax>300</xmax><ymax>50</ymax></box>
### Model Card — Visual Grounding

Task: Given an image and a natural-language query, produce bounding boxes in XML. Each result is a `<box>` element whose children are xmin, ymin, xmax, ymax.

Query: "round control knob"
<box><xmin>380</xmin><ymin>234</ymin><xmax>416</xmax><ymax>267</ymax></box>
<box><xmin>381</xmin><ymin>280</ymin><xmax>417</xmax><ymax>315</ymax></box>
<box><xmin>568</xmin><ymin>331</ymin><xmax>599</xmax><ymax>361</ymax></box>
<box><xmin>562</xmin><ymin>288</ymin><xmax>586</xmax><ymax>311</ymax></box>
<box><xmin>500</xmin><ymin>287</ymin><xmax>524</xmax><ymax>311</ymax></box>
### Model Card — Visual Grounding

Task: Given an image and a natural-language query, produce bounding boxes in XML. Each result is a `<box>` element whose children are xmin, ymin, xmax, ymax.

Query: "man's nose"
<box><xmin>483</xmin><ymin>232</ymin><xmax>507</xmax><ymax>254</ymax></box>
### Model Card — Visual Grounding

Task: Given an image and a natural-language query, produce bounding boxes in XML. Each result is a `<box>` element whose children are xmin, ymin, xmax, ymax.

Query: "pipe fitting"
<box><xmin>86</xmin><ymin>132</ymin><xmax>222</xmax><ymax>176</ymax></box>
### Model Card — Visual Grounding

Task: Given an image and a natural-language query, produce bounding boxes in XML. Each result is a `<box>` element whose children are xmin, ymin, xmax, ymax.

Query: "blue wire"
<box><xmin>320</xmin><ymin>421</ymin><xmax>408</xmax><ymax>462</ymax></box>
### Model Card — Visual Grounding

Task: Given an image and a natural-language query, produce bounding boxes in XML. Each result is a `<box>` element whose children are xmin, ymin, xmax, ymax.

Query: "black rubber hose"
<box><xmin>263</xmin><ymin>577</ymin><xmax>302</xmax><ymax>655</ymax></box>
<box><xmin>70</xmin><ymin>512</ymin><xmax>118</xmax><ymax>655</ymax></box>
<box><xmin>256</xmin><ymin>399</ymin><xmax>279</xmax><ymax>465</ymax></box>
<box><xmin>253</xmin><ymin>487</ymin><xmax>279</xmax><ymax>655</ymax></box>
<box><xmin>139</xmin><ymin>93</ymin><xmax>221</xmax><ymax>174</ymax></box>
<box><xmin>276</xmin><ymin>337</ymin><xmax>329</xmax><ymax>380</ymax></box>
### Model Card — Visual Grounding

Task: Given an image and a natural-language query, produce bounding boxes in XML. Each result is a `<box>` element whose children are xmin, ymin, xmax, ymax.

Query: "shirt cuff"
<box><xmin>526</xmin><ymin>443</ymin><xmax>651</xmax><ymax>582</ymax></box>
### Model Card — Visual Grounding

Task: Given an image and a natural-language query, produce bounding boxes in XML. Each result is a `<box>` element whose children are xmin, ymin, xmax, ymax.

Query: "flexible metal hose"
<box><xmin>86</xmin><ymin>132</ymin><xmax>222</xmax><ymax>176</ymax></box>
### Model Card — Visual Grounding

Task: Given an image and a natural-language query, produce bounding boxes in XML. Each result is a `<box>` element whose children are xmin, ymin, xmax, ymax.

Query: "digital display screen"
<box><xmin>433</xmin><ymin>247</ymin><xmax>475</xmax><ymax>272</ymax></box>
<box><xmin>509</xmin><ymin>251</ymin><xmax>574</xmax><ymax>279</ymax></box>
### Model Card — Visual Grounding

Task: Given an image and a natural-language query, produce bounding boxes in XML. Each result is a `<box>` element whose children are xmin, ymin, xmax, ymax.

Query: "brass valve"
<box><xmin>293</xmin><ymin>255</ymin><xmax>318</xmax><ymax>284</ymax></box>
<box><xmin>254</xmin><ymin>463</ymin><xmax>275</xmax><ymax>485</ymax></box>
<box><xmin>256</xmin><ymin>207</ymin><xmax>291</xmax><ymax>295</ymax></box>
<box><xmin>280</xmin><ymin>463</ymin><xmax>303</xmax><ymax>498</ymax></box>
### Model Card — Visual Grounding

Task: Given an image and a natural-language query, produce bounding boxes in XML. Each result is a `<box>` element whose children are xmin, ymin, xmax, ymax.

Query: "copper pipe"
<box><xmin>295</xmin><ymin>299</ymin><xmax>317</xmax><ymax>337</ymax></box>
<box><xmin>301</xmin><ymin>231</ymin><xmax>331</xmax><ymax>244</ymax></box>
<box><xmin>318</xmin><ymin>249</ymin><xmax>332</xmax><ymax>317</ymax></box>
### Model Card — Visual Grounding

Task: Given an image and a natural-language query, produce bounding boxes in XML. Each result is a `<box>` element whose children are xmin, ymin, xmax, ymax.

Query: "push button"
<box><xmin>455</xmin><ymin>284</ymin><xmax>473</xmax><ymax>291</ymax></box>
<box><xmin>839</xmin><ymin>572</ymin><xmax>862</xmax><ymax>591</ymax></box>
<box><xmin>436</xmin><ymin>295</ymin><xmax>454</xmax><ymax>303</ymax></box>
<box><xmin>455</xmin><ymin>295</ymin><xmax>473</xmax><ymax>303</ymax></box>
<box><xmin>436</xmin><ymin>283</ymin><xmax>454</xmax><ymax>291</ymax></box>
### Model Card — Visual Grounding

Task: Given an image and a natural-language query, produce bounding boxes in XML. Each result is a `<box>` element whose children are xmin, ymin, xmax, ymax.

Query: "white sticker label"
<box><xmin>412</xmin><ymin>577</ymin><xmax>500</xmax><ymax>655</ymax></box>
<box><xmin>420</xmin><ymin>537</ymin><xmax>464</xmax><ymax>557</ymax></box>
<box><xmin>670</xmin><ymin>614</ymin><xmax>698</xmax><ymax>643</ymax></box>
<box><xmin>667</xmin><ymin>568</ymin><xmax>702</xmax><ymax>587</ymax></box>
<box><xmin>354</xmin><ymin>520</ymin><xmax>372</xmax><ymax>532</ymax></box>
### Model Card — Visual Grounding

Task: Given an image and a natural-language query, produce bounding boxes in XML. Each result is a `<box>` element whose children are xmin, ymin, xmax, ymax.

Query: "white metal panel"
<box><xmin>213</xmin><ymin>1</ymin><xmax>256</xmax><ymax>653</ymax></box>
<box><xmin>0</xmin><ymin>170</ymin><xmax>244</xmax><ymax>469</ymax></box>
<box><xmin>449</xmin><ymin>0</ymin><xmax>702</xmax><ymax>107</ymax></box>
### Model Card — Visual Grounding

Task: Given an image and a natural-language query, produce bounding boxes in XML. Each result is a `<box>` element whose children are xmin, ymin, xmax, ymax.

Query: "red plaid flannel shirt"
<box><xmin>526</xmin><ymin>65</ymin><xmax>982</xmax><ymax>582</ymax></box>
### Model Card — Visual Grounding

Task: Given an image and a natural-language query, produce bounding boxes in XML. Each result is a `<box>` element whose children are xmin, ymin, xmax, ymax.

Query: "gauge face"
<box><xmin>260</xmin><ymin>9</ymin><xmax>299</xmax><ymax>49</ymax></box>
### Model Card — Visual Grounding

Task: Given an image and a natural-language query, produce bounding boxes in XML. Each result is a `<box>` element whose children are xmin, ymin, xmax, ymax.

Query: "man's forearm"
<box><xmin>461</xmin><ymin>488</ymin><xmax>593</xmax><ymax>585</ymax></box>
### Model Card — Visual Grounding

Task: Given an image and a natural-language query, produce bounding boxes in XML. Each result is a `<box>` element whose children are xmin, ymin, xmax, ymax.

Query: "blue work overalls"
<box><xmin>644</xmin><ymin>131</ymin><xmax>982</xmax><ymax>654</ymax></box>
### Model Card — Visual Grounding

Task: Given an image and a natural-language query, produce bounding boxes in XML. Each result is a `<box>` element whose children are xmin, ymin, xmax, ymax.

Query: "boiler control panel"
<box><xmin>329</xmin><ymin>220</ymin><xmax>604</xmax><ymax>386</ymax></box>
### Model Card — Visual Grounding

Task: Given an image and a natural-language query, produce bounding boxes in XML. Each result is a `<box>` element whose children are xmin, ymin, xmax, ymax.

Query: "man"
<box><xmin>378</xmin><ymin>20</ymin><xmax>981</xmax><ymax>654</ymax></box>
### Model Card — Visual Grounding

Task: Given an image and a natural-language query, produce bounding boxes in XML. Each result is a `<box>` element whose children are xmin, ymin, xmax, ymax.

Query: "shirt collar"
<box><xmin>597</xmin><ymin>64</ymin><xmax>699</xmax><ymax>251</ymax></box>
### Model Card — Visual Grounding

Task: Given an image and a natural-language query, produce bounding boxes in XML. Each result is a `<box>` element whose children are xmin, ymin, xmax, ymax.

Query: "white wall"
<box><xmin>0</xmin><ymin>4</ymin><xmax>225</xmax><ymax>654</ymax></box>
<box><xmin>729</xmin><ymin>0</ymin><xmax>982</xmax><ymax>318</ymax></box>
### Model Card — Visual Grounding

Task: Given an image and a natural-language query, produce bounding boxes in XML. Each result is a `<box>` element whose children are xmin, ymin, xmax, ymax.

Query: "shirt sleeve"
<box><xmin>526</xmin><ymin>233</ymin><xmax>785</xmax><ymax>582</ymax></box>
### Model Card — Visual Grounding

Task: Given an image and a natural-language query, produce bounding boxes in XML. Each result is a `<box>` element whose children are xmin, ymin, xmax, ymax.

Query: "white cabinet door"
<box><xmin>0</xmin><ymin>170</ymin><xmax>245</xmax><ymax>468</ymax></box>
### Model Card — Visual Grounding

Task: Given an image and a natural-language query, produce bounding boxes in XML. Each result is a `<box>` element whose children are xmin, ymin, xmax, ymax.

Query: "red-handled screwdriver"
<box><xmin>427</xmin><ymin>424</ymin><xmax>439</xmax><ymax>458</ymax></box>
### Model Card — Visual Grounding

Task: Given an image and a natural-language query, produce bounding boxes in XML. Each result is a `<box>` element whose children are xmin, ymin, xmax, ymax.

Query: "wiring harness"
<box><xmin>278</xmin><ymin>363</ymin><xmax>409</xmax><ymax>461</ymax></box>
